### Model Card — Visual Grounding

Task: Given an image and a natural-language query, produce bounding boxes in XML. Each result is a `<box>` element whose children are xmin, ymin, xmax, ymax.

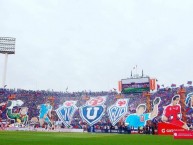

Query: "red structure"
<box><xmin>8</xmin><ymin>94</ymin><xmax>16</xmax><ymax>100</ymax></box>
<box><xmin>48</xmin><ymin>96</ymin><xmax>55</xmax><ymax>106</ymax></box>
<box><xmin>143</xmin><ymin>92</ymin><xmax>151</xmax><ymax>113</ymax></box>
<box><xmin>177</xmin><ymin>87</ymin><xmax>187</xmax><ymax>123</ymax></box>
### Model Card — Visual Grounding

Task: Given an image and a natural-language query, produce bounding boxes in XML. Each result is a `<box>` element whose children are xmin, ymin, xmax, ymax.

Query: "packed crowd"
<box><xmin>0</xmin><ymin>86</ymin><xmax>193</xmax><ymax>130</ymax></box>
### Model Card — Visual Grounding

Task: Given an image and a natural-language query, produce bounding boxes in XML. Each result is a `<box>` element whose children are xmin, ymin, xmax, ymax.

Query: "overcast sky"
<box><xmin>0</xmin><ymin>0</ymin><xmax>193</xmax><ymax>92</ymax></box>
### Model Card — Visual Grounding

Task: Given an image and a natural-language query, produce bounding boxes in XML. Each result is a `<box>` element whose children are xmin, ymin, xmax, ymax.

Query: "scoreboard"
<box><xmin>119</xmin><ymin>77</ymin><xmax>156</xmax><ymax>94</ymax></box>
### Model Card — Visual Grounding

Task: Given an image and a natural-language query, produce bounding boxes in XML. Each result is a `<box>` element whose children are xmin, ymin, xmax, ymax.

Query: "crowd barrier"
<box><xmin>5</xmin><ymin>127</ymin><xmax>84</xmax><ymax>132</ymax></box>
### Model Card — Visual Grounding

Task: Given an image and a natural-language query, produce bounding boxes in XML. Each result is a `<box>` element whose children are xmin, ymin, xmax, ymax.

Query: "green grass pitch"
<box><xmin>0</xmin><ymin>131</ymin><xmax>192</xmax><ymax>145</ymax></box>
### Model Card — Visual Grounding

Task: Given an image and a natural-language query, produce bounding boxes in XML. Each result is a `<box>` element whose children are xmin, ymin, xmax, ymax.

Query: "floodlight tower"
<box><xmin>0</xmin><ymin>37</ymin><xmax>16</xmax><ymax>88</ymax></box>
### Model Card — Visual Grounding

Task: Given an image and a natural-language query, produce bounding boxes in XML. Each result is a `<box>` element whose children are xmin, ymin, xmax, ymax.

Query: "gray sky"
<box><xmin>0</xmin><ymin>0</ymin><xmax>193</xmax><ymax>92</ymax></box>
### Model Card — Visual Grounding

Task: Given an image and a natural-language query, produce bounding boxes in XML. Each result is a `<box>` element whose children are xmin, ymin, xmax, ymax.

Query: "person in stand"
<box><xmin>118</xmin><ymin>122</ymin><xmax>123</xmax><ymax>134</ymax></box>
<box><xmin>151</xmin><ymin>125</ymin><xmax>155</xmax><ymax>135</ymax></box>
<box><xmin>138</xmin><ymin>126</ymin><xmax>140</xmax><ymax>134</ymax></box>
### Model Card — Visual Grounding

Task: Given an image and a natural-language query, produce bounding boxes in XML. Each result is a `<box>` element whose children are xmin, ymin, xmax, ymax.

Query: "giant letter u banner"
<box><xmin>79</xmin><ymin>96</ymin><xmax>106</xmax><ymax>126</ymax></box>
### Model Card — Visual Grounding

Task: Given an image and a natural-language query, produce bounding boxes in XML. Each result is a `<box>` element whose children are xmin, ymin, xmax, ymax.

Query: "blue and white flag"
<box><xmin>56</xmin><ymin>101</ymin><xmax>78</xmax><ymax>127</ymax></box>
<box><xmin>107</xmin><ymin>98</ymin><xmax>129</xmax><ymax>126</ymax></box>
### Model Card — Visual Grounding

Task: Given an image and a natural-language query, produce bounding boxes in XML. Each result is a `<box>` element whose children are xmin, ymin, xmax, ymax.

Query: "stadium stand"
<box><xmin>0</xmin><ymin>86</ymin><xmax>193</xmax><ymax>133</ymax></box>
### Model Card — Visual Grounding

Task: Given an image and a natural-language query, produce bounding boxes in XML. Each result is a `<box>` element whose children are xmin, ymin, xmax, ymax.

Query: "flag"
<box><xmin>116</xmin><ymin>94</ymin><xmax>123</xmax><ymax>99</ymax></box>
<box><xmin>8</xmin><ymin>94</ymin><xmax>16</xmax><ymax>100</ymax></box>
<box><xmin>66</xmin><ymin>86</ymin><xmax>68</xmax><ymax>92</ymax></box>
<box><xmin>82</xmin><ymin>95</ymin><xmax>90</xmax><ymax>100</ymax></box>
<box><xmin>131</xmin><ymin>82</ymin><xmax>135</xmax><ymax>85</ymax></box>
<box><xmin>0</xmin><ymin>91</ymin><xmax>4</xmax><ymax>96</ymax></box>
<box><xmin>133</xmin><ymin>65</ymin><xmax>137</xmax><ymax>70</ymax></box>
<box><xmin>165</xmin><ymin>87</ymin><xmax>170</xmax><ymax>91</ymax></box>
<box><xmin>187</xmin><ymin>81</ymin><xmax>192</xmax><ymax>85</ymax></box>
<box><xmin>180</xmin><ymin>84</ymin><xmax>184</xmax><ymax>88</ymax></box>
<box><xmin>157</xmin><ymin>84</ymin><xmax>160</xmax><ymax>89</ymax></box>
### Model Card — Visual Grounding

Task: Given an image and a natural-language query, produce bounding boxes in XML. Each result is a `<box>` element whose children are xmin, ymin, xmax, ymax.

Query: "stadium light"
<box><xmin>0</xmin><ymin>37</ymin><xmax>16</xmax><ymax>87</ymax></box>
